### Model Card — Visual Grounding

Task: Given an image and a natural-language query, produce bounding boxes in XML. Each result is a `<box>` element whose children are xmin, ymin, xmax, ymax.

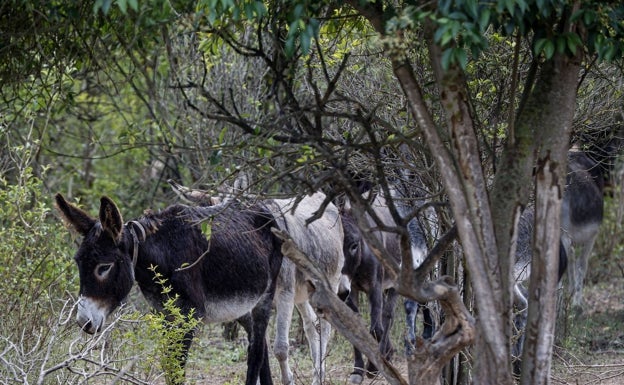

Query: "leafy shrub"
<box><xmin>0</xmin><ymin>163</ymin><xmax>76</xmax><ymax>344</ymax></box>
<box><xmin>144</xmin><ymin>266</ymin><xmax>201</xmax><ymax>385</ymax></box>
<box><xmin>0</xmin><ymin>139</ymin><xmax>79</xmax><ymax>382</ymax></box>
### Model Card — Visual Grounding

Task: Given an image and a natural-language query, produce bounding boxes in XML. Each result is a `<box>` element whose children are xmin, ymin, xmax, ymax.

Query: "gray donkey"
<box><xmin>561</xmin><ymin>151</ymin><xmax>604</xmax><ymax>308</ymax></box>
<box><xmin>512</xmin><ymin>150</ymin><xmax>606</xmax><ymax>374</ymax></box>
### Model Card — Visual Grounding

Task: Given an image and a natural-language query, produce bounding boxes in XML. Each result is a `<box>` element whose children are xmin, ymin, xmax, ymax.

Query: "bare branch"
<box><xmin>271</xmin><ymin>227</ymin><xmax>408</xmax><ymax>385</ymax></box>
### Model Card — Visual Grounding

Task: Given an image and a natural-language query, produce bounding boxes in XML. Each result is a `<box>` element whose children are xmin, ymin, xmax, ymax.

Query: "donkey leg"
<box><xmin>236</xmin><ymin>312</ymin><xmax>272</xmax><ymax>385</ymax></box>
<box><xmin>250</xmin><ymin>294</ymin><xmax>274</xmax><ymax>385</ymax></box>
<box><xmin>273</xmin><ymin>287</ymin><xmax>295</xmax><ymax>385</ymax></box>
<box><xmin>571</xmin><ymin>235</ymin><xmax>598</xmax><ymax>309</ymax></box>
<box><xmin>318</xmin><ymin>317</ymin><xmax>333</xmax><ymax>385</ymax></box>
<box><xmin>345</xmin><ymin>289</ymin><xmax>365</xmax><ymax>385</ymax></box>
<box><xmin>380</xmin><ymin>288</ymin><xmax>397</xmax><ymax>360</ymax></box>
<box><xmin>421</xmin><ymin>303</ymin><xmax>435</xmax><ymax>340</ymax></box>
<box><xmin>364</xmin><ymin>285</ymin><xmax>385</xmax><ymax>378</ymax></box>
<box><xmin>236</xmin><ymin>314</ymin><xmax>257</xmax><ymax>384</ymax></box>
<box><xmin>368</xmin><ymin>286</ymin><xmax>385</xmax><ymax>343</ymax></box>
<box><xmin>404</xmin><ymin>299</ymin><xmax>417</xmax><ymax>356</ymax></box>
<box><xmin>296</xmin><ymin>301</ymin><xmax>328</xmax><ymax>385</ymax></box>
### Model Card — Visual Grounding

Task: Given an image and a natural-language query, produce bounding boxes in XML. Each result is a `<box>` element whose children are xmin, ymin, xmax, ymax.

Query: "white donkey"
<box><xmin>266</xmin><ymin>192</ymin><xmax>345</xmax><ymax>385</ymax></box>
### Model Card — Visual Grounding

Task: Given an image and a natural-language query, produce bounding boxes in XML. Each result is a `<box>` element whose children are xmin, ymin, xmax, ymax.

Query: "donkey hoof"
<box><xmin>348</xmin><ymin>373</ymin><xmax>363</xmax><ymax>384</ymax></box>
<box><xmin>365</xmin><ymin>361</ymin><xmax>379</xmax><ymax>378</ymax></box>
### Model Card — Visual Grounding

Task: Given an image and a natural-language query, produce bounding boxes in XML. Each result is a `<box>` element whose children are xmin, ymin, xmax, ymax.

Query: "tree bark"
<box><xmin>519</xmin><ymin>51</ymin><xmax>581</xmax><ymax>385</ymax></box>
<box><xmin>346</xmin><ymin>2</ymin><xmax>582</xmax><ymax>384</ymax></box>
<box><xmin>424</xmin><ymin>21</ymin><xmax>514</xmax><ymax>384</ymax></box>
<box><xmin>347</xmin><ymin>2</ymin><xmax>512</xmax><ymax>383</ymax></box>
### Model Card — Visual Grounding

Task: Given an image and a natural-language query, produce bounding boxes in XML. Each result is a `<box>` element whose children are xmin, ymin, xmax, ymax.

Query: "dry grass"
<box><xmin>181</xmin><ymin>274</ymin><xmax>624</xmax><ymax>385</ymax></box>
<box><xmin>550</xmin><ymin>277</ymin><xmax>624</xmax><ymax>385</ymax></box>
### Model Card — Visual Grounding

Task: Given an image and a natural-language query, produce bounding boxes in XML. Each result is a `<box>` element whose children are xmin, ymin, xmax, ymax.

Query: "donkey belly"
<box><xmin>203</xmin><ymin>295</ymin><xmax>264</xmax><ymax>323</ymax></box>
<box><xmin>564</xmin><ymin>220</ymin><xmax>601</xmax><ymax>245</ymax></box>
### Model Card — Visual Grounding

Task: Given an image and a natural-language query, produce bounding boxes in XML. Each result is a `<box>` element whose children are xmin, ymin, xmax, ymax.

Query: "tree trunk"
<box><xmin>519</xmin><ymin>51</ymin><xmax>581</xmax><ymax>385</ymax></box>
<box><xmin>351</xmin><ymin>2</ymin><xmax>512</xmax><ymax>383</ymax></box>
<box><xmin>346</xmin><ymin>2</ymin><xmax>582</xmax><ymax>384</ymax></box>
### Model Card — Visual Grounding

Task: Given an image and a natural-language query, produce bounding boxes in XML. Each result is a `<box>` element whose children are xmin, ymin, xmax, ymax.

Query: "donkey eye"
<box><xmin>349</xmin><ymin>243</ymin><xmax>359</xmax><ymax>256</ymax></box>
<box><xmin>95</xmin><ymin>263</ymin><xmax>114</xmax><ymax>280</ymax></box>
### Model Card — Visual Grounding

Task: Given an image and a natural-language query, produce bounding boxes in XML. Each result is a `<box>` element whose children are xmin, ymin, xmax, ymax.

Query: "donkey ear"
<box><xmin>99</xmin><ymin>196</ymin><xmax>124</xmax><ymax>243</ymax></box>
<box><xmin>55</xmin><ymin>193</ymin><xmax>97</xmax><ymax>236</ymax></box>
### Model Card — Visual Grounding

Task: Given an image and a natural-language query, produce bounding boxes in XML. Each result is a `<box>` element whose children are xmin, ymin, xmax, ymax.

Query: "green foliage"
<box><xmin>0</xmin><ymin>133</ymin><xmax>81</xmax><ymax>382</ymax></box>
<box><xmin>0</xmin><ymin>1</ymin><xmax>93</xmax><ymax>85</ymax></box>
<box><xmin>93</xmin><ymin>0</ymin><xmax>139</xmax><ymax>14</ymax></box>
<box><xmin>195</xmin><ymin>0</ymin><xmax>321</xmax><ymax>56</ymax></box>
<box><xmin>378</xmin><ymin>0</ymin><xmax>624</xmax><ymax>69</ymax></box>
<box><xmin>0</xmin><ymin>141</ymin><xmax>76</xmax><ymax>333</ymax></box>
<box><xmin>197</xmin><ymin>0</ymin><xmax>267</xmax><ymax>24</ymax></box>
<box><xmin>145</xmin><ymin>266</ymin><xmax>201</xmax><ymax>385</ymax></box>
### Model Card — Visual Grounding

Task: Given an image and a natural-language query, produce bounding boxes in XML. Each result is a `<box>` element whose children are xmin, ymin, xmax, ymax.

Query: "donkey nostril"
<box><xmin>79</xmin><ymin>320</ymin><xmax>95</xmax><ymax>334</ymax></box>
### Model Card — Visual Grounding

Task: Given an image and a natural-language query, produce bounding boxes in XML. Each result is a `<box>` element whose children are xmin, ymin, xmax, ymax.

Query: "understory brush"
<box><xmin>0</xmin><ymin>141</ymin><xmax>183</xmax><ymax>384</ymax></box>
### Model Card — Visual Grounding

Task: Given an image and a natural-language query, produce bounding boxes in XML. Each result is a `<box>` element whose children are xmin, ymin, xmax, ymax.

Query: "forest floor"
<box><xmin>550</xmin><ymin>276</ymin><xmax>624</xmax><ymax>385</ymax></box>
<box><xmin>178</xmin><ymin>268</ymin><xmax>624</xmax><ymax>385</ymax></box>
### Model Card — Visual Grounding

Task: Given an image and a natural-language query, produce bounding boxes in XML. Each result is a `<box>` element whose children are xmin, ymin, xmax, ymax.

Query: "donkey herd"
<box><xmin>55</xmin><ymin>148</ymin><xmax>611</xmax><ymax>384</ymax></box>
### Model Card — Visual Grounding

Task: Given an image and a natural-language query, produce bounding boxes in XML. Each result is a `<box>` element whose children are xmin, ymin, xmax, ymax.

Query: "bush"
<box><xmin>0</xmin><ymin>138</ymin><xmax>167</xmax><ymax>384</ymax></box>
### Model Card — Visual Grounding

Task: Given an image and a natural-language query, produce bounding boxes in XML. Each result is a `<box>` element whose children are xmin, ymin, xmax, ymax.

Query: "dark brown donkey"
<box><xmin>55</xmin><ymin>194</ymin><xmax>283</xmax><ymax>385</ymax></box>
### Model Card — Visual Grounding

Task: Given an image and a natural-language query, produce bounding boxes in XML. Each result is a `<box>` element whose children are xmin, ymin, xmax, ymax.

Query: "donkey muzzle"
<box><xmin>76</xmin><ymin>296</ymin><xmax>108</xmax><ymax>334</ymax></box>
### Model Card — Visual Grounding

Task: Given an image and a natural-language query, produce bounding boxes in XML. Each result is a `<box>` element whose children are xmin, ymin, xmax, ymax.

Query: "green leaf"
<box><xmin>603</xmin><ymin>45</ymin><xmax>617</xmax><ymax>62</ymax></box>
<box><xmin>127</xmin><ymin>0</ymin><xmax>138</xmax><ymax>11</ymax></box>
<box><xmin>201</xmin><ymin>219</ymin><xmax>213</xmax><ymax>239</ymax></box>
<box><xmin>93</xmin><ymin>0</ymin><xmax>112</xmax><ymax>14</ymax></box>
<box><xmin>533</xmin><ymin>38</ymin><xmax>548</xmax><ymax>56</ymax></box>
<box><xmin>434</xmin><ymin>23</ymin><xmax>448</xmax><ymax>43</ymax></box>
<box><xmin>455</xmin><ymin>48</ymin><xmax>468</xmax><ymax>69</ymax></box>
<box><xmin>583</xmin><ymin>10</ymin><xmax>596</xmax><ymax>26</ymax></box>
<box><xmin>117</xmin><ymin>0</ymin><xmax>127</xmax><ymax>14</ymax></box>
<box><xmin>465</xmin><ymin>0</ymin><xmax>479</xmax><ymax>20</ymax></box>
<box><xmin>504</xmin><ymin>0</ymin><xmax>515</xmax><ymax>16</ymax></box>
<box><xmin>220</xmin><ymin>0</ymin><xmax>234</xmax><ymax>11</ymax></box>
<box><xmin>301</xmin><ymin>24</ymin><xmax>314</xmax><ymax>54</ymax></box>
<box><xmin>479</xmin><ymin>8</ymin><xmax>491</xmax><ymax>31</ymax></box>
<box><xmin>556</xmin><ymin>36</ymin><xmax>566</xmax><ymax>54</ymax></box>
<box><xmin>210</xmin><ymin>150</ymin><xmax>222</xmax><ymax>165</ymax></box>
<box><xmin>448</xmin><ymin>12</ymin><xmax>467</xmax><ymax>21</ymax></box>
<box><xmin>570</xmin><ymin>9</ymin><xmax>584</xmax><ymax>23</ymax></box>
<box><xmin>254</xmin><ymin>1</ymin><xmax>267</xmax><ymax>17</ymax></box>
<box><xmin>516</xmin><ymin>0</ymin><xmax>528</xmax><ymax>14</ymax></box>
<box><xmin>566</xmin><ymin>33</ymin><xmax>582</xmax><ymax>55</ymax></box>
<box><xmin>218</xmin><ymin>127</ymin><xmax>228</xmax><ymax>144</ymax></box>
<box><xmin>543</xmin><ymin>40</ymin><xmax>555</xmax><ymax>59</ymax></box>
<box><xmin>441</xmin><ymin>47</ymin><xmax>453</xmax><ymax>70</ymax></box>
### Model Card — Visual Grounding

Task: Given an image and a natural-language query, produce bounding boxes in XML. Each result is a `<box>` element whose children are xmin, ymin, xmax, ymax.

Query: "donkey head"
<box><xmin>340</xmin><ymin>211</ymin><xmax>364</xmax><ymax>277</ymax></box>
<box><xmin>336</xmin><ymin>211</ymin><xmax>365</xmax><ymax>301</ymax></box>
<box><xmin>55</xmin><ymin>194</ymin><xmax>135</xmax><ymax>334</ymax></box>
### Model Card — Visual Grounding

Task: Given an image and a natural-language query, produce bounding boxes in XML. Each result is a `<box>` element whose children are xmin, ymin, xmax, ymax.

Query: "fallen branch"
<box><xmin>271</xmin><ymin>227</ymin><xmax>408</xmax><ymax>385</ymax></box>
